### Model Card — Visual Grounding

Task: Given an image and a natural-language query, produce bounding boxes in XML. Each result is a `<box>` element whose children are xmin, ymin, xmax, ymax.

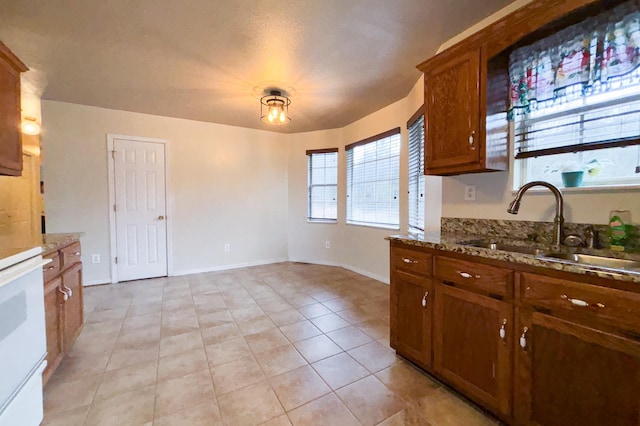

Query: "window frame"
<box><xmin>345</xmin><ymin>128</ymin><xmax>401</xmax><ymax>230</ymax></box>
<box><xmin>407</xmin><ymin>107</ymin><xmax>425</xmax><ymax>233</ymax></box>
<box><xmin>306</xmin><ymin>148</ymin><xmax>338</xmax><ymax>223</ymax></box>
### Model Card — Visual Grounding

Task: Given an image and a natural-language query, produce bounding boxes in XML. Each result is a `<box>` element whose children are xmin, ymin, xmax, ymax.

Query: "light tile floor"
<box><xmin>42</xmin><ymin>262</ymin><xmax>500</xmax><ymax>426</ymax></box>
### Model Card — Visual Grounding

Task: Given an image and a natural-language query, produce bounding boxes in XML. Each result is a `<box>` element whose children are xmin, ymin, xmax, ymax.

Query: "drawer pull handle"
<box><xmin>457</xmin><ymin>271</ymin><xmax>480</xmax><ymax>279</ymax></box>
<box><xmin>402</xmin><ymin>258</ymin><xmax>418</xmax><ymax>264</ymax></box>
<box><xmin>520</xmin><ymin>327</ymin><xmax>528</xmax><ymax>349</ymax></box>
<box><xmin>561</xmin><ymin>294</ymin><xmax>603</xmax><ymax>309</ymax></box>
<box><xmin>46</xmin><ymin>265</ymin><xmax>56</xmax><ymax>271</ymax></box>
<box><xmin>59</xmin><ymin>287</ymin><xmax>69</xmax><ymax>302</ymax></box>
<box><xmin>73</xmin><ymin>252</ymin><xmax>81</xmax><ymax>256</ymax></box>
<box><xmin>499</xmin><ymin>319</ymin><xmax>507</xmax><ymax>341</ymax></box>
<box><xmin>63</xmin><ymin>285</ymin><xmax>73</xmax><ymax>297</ymax></box>
<box><xmin>421</xmin><ymin>291</ymin><xmax>429</xmax><ymax>308</ymax></box>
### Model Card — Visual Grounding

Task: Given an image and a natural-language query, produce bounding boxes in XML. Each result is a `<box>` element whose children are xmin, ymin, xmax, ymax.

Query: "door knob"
<box><xmin>158</xmin><ymin>215</ymin><xmax>165</xmax><ymax>220</ymax></box>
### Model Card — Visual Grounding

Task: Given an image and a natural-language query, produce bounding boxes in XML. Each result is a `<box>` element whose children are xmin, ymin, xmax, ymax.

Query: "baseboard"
<box><xmin>287</xmin><ymin>258</ymin><xmax>389</xmax><ymax>285</ymax></box>
<box><xmin>84</xmin><ymin>279</ymin><xmax>111</xmax><ymax>286</ymax></box>
<box><xmin>171</xmin><ymin>257</ymin><xmax>289</xmax><ymax>277</ymax></box>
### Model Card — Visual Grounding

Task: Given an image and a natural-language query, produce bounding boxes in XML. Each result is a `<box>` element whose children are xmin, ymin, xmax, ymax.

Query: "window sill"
<box><xmin>307</xmin><ymin>219</ymin><xmax>337</xmax><ymax>224</ymax></box>
<box><xmin>511</xmin><ymin>183</ymin><xmax>640</xmax><ymax>194</ymax></box>
<box><xmin>346</xmin><ymin>222</ymin><xmax>400</xmax><ymax>231</ymax></box>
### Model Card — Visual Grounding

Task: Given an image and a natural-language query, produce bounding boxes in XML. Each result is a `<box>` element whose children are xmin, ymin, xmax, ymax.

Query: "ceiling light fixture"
<box><xmin>21</xmin><ymin>117</ymin><xmax>41</xmax><ymax>135</ymax></box>
<box><xmin>260</xmin><ymin>89</ymin><xmax>291</xmax><ymax>125</ymax></box>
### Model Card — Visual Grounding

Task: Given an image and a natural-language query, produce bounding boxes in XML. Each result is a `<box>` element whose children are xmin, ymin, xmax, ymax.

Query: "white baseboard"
<box><xmin>287</xmin><ymin>258</ymin><xmax>389</xmax><ymax>285</ymax></box>
<box><xmin>84</xmin><ymin>279</ymin><xmax>111</xmax><ymax>287</ymax></box>
<box><xmin>171</xmin><ymin>257</ymin><xmax>289</xmax><ymax>277</ymax></box>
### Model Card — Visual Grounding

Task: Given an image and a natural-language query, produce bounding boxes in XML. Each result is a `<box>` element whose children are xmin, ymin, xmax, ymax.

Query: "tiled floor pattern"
<box><xmin>43</xmin><ymin>262</ymin><xmax>499</xmax><ymax>426</ymax></box>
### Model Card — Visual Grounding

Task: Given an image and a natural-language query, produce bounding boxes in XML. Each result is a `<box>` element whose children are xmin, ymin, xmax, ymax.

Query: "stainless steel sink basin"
<box><xmin>537</xmin><ymin>252</ymin><xmax>640</xmax><ymax>272</ymax></box>
<box><xmin>461</xmin><ymin>241</ymin><xmax>546</xmax><ymax>256</ymax></box>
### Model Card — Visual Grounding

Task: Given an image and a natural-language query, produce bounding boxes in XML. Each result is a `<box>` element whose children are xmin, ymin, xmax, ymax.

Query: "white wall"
<box><xmin>42</xmin><ymin>101</ymin><xmax>289</xmax><ymax>284</ymax></box>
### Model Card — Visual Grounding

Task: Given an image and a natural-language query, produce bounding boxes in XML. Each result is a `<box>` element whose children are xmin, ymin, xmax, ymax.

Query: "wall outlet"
<box><xmin>224</xmin><ymin>243</ymin><xmax>231</xmax><ymax>252</ymax></box>
<box><xmin>91</xmin><ymin>254</ymin><xmax>100</xmax><ymax>264</ymax></box>
<box><xmin>464</xmin><ymin>185</ymin><xmax>477</xmax><ymax>201</ymax></box>
<box><xmin>325</xmin><ymin>241</ymin><xmax>331</xmax><ymax>249</ymax></box>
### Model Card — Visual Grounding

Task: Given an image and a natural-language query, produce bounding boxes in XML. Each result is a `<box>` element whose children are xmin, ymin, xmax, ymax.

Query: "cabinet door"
<box><xmin>434</xmin><ymin>283</ymin><xmax>512</xmax><ymax>417</ymax></box>
<box><xmin>425</xmin><ymin>48</ymin><xmax>481</xmax><ymax>173</ymax></box>
<box><xmin>0</xmin><ymin>55</ymin><xmax>22</xmax><ymax>176</ymax></box>
<box><xmin>43</xmin><ymin>278</ymin><xmax>63</xmax><ymax>385</ymax></box>
<box><xmin>515</xmin><ymin>309</ymin><xmax>640</xmax><ymax>426</ymax></box>
<box><xmin>390</xmin><ymin>270</ymin><xmax>432</xmax><ymax>367</ymax></box>
<box><xmin>62</xmin><ymin>263</ymin><xmax>84</xmax><ymax>350</ymax></box>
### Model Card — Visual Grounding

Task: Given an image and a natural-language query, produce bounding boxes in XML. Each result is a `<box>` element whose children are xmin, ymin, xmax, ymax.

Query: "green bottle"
<box><xmin>609</xmin><ymin>210</ymin><xmax>631</xmax><ymax>251</ymax></box>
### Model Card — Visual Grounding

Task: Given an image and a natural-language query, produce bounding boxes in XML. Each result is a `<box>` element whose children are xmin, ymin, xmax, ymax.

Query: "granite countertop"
<box><xmin>41</xmin><ymin>233</ymin><xmax>84</xmax><ymax>255</ymax></box>
<box><xmin>387</xmin><ymin>231</ymin><xmax>640</xmax><ymax>284</ymax></box>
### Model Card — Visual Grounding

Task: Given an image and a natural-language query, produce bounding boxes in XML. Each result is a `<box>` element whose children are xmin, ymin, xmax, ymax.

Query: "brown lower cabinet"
<box><xmin>434</xmin><ymin>283</ymin><xmax>512</xmax><ymax>418</ymax></box>
<box><xmin>390</xmin><ymin>241</ymin><xmax>640</xmax><ymax>425</ymax></box>
<box><xmin>43</xmin><ymin>240</ymin><xmax>84</xmax><ymax>385</ymax></box>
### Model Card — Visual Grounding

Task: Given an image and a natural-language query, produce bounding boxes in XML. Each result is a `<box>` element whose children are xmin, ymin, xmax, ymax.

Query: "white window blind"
<box><xmin>307</xmin><ymin>149</ymin><xmax>338</xmax><ymax>222</ymax></box>
<box><xmin>346</xmin><ymin>128</ymin><xmax>400</xmax><ymax>228</ymax></box>
<box><xmin>408</xmin><ymin>112</ymin><xmax>425</xmax><ymax>233</ymax></box>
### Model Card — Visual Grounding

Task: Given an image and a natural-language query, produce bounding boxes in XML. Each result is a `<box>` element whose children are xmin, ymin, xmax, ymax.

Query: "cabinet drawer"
<box><xmin>43</xmin><ymin>254</ymin><xmax>61</xmax><ymax>282</ymax></box>
<box><xmin>392</xmin><ymin>247</ymin><xmax>432</xmax><ymax>276</ymax></box>
<box><xmin>60</xmin><ymin>242</ymin><xmax>82</xmax><ymax>268</ymax></box>
<box><xmin>435</xmin><ymin>256</ymin><xmax>512</xmax><ymax>297</ymax></box>
<box><xmin>521</xmin><ymin>273</ymin><xmax>640</xmax><ymax>333</ymax></box>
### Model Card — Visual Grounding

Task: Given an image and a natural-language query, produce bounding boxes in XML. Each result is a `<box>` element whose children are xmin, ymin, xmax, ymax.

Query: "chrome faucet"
<box><xmin>508</xmin><ymin>181</ymin><xmax>564</xmax><ymax>249</ymax></box>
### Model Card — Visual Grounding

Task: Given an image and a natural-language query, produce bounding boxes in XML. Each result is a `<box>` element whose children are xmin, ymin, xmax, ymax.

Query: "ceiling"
<box><xmin>0</xmin><ymin>0</ymin><xmax>514</xmax><ymax>133</ymax></box>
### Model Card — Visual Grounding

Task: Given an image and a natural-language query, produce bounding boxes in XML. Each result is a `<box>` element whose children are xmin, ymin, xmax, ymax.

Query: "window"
<box><xmin>408</xmin><ymin>109</ymin><xmax>425</xmax><ymax>233</ymax></box>
<box><xmin>307</xmin><ymin>148</ymin><xmax>338</xmax><ymax>222</ymax></box>
<box><xmin>510</xmin><ymin>0</ymin><xmax>640</xmax><ymax>189</ymax></box>
<box><xmin>346</xmin><ymin>128</ymin><xmax>400</xmax><ymax>228</ymax></box>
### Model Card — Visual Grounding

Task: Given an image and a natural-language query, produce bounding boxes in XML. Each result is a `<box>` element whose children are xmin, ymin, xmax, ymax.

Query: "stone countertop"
<box><xmin>387</xmin><ymin>232</ymin><xmax>640</xmax><ymax>284</ymax></box>
<box><xmin>41</xmin><ymin>233</ymin><xmax>84</xmax><ymax>255</ymax></box>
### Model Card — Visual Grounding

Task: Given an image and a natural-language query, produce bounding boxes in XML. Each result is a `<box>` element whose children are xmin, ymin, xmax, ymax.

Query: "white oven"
<box><xmin>0</xmin><ymin>247</ymin><xmax>49</xmax><ymax>426</ymax></box>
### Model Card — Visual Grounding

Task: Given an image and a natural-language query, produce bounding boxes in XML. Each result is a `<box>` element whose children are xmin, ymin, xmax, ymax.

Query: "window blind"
<box><xmin>346</xmin><ymin>128</ymin><xmax>400</xmax><ymax>228</ymax></box>
<box><xmin>307</xmin><ymin>149</ymin><xmax>338</xmax><ymax>221</ymax></box>
<box><xmin>510</xmin><ymin>0</ymin><xmax>640</xmax><ymax>160</ymax></box>
<box><xmin>408</xmin><ymin>111</ymin><xmax>425</xmax><ymax>232</ymax></box>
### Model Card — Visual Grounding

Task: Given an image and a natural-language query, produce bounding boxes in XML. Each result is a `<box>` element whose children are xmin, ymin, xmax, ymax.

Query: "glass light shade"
<box><xmin>260</xmin><ymin>90</ymin><xmax>291</xmax><ymax>125</ymax></box>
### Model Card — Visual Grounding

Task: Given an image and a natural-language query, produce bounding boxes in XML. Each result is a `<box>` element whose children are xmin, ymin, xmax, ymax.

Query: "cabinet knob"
<box><xmin>457</xmin><ymin>271</ymin><xmax>480</xmax><ymax>279</ymax></box>
<box><xmin>63</xmin><ymin>285</ymin><xmax>73</xmax><ymax>298</ymax></box>
<box><xmin>520</xmin><ymin>327</ymin><xmax>529</xmax><ymax>349</ymax></box>
<box><xmin>499</xmin><ymin>318</ymin><xmax>507</xmax><ymax>341</ymax></box>
<box><xmin>46</xmin><ymin>265</ymin><xmax>56</xmax><ymax>271</ymax></box>
<box><xmin>421</xmin><ymin>291</ymin><xmax>429</xmax><ymax>309</ymax></box>
<box><xmin>59</xmin><ymin>287</ymin><xmax>69</xmax><ymax>302</ymax></box>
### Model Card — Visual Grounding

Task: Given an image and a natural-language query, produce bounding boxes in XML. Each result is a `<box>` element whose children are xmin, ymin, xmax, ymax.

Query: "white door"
<box><xmin>113</xmin><ymin>138</ymin><xmax>167</xmax><ymax>281</ymax></box>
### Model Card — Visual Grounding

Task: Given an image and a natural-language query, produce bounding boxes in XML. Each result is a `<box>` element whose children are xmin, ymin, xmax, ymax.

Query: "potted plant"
<box><xmin>543</xmin><ymin>159</ymin><xmax>611</xmax><ymax>187</ymax></box>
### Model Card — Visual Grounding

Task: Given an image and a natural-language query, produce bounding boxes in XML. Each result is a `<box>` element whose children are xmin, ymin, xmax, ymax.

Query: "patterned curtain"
<box><xmin>509</xmin><ymin>0</ymin><xmax>640</xmax><ymax>118</ymax></box>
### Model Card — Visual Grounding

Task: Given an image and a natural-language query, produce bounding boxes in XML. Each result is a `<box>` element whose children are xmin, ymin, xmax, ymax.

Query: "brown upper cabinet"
<box><xmin>417</xmin><ymin>0</ymin><xmax>603</xmax><ymax>176</ymax></box>
<box><xmin>0</xmin><ymin>41</ymin><xmax>28</xmax><ymax>176</ymax></box>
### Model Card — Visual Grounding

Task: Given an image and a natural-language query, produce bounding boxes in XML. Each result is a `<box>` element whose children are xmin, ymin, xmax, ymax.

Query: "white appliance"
<box><xmin>0</xmin><ymin>246</ymin><xmax>49</xmax><ymax>426</ymax></box>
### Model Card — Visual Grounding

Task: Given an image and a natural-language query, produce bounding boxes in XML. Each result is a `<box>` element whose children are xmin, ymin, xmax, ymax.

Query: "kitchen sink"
<box><xmin>537</xmin><ymin>252</ymin><xmax>640</xmax><ymax>272</ymax></box>
<box><xmin>461</xmin><ymin>241</ymin><xmax>546</xmax><ymax>256</ymax></box>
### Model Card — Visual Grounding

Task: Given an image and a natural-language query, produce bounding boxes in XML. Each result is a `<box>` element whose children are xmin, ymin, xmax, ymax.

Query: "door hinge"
<box><xmin>111</xmin><ymin>150</ymin><xmax>116</xmax><ymax>159</ymax></box>
<box><xmin>113</xmin><ymin>204</ymin><xmax>117</xmax><ymax>212</ymax></box>
<box><xmin>115</xmin><ymin>257</ymin><xmax>118</xmax><ymax>264</ymax></box>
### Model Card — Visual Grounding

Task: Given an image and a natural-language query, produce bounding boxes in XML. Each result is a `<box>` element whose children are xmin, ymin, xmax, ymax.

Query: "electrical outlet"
<box><xmin>224</xmin><ymin>244</ymin><xmax>231</xmax><ymax>252</ymax></box>
<box><xmin>464</xmin><ymin>185</ymin><xmax>476</xmax><ymax>201</ymax></box>
<box><xmin>325</xmin><ymin>241</ymin><xmax>331</xmax><ymax>249</ymax></box>
<box><xmin>91</xmin><ymin>254</ymin><xmax>100</xmax><ymax>264</ymax></box>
